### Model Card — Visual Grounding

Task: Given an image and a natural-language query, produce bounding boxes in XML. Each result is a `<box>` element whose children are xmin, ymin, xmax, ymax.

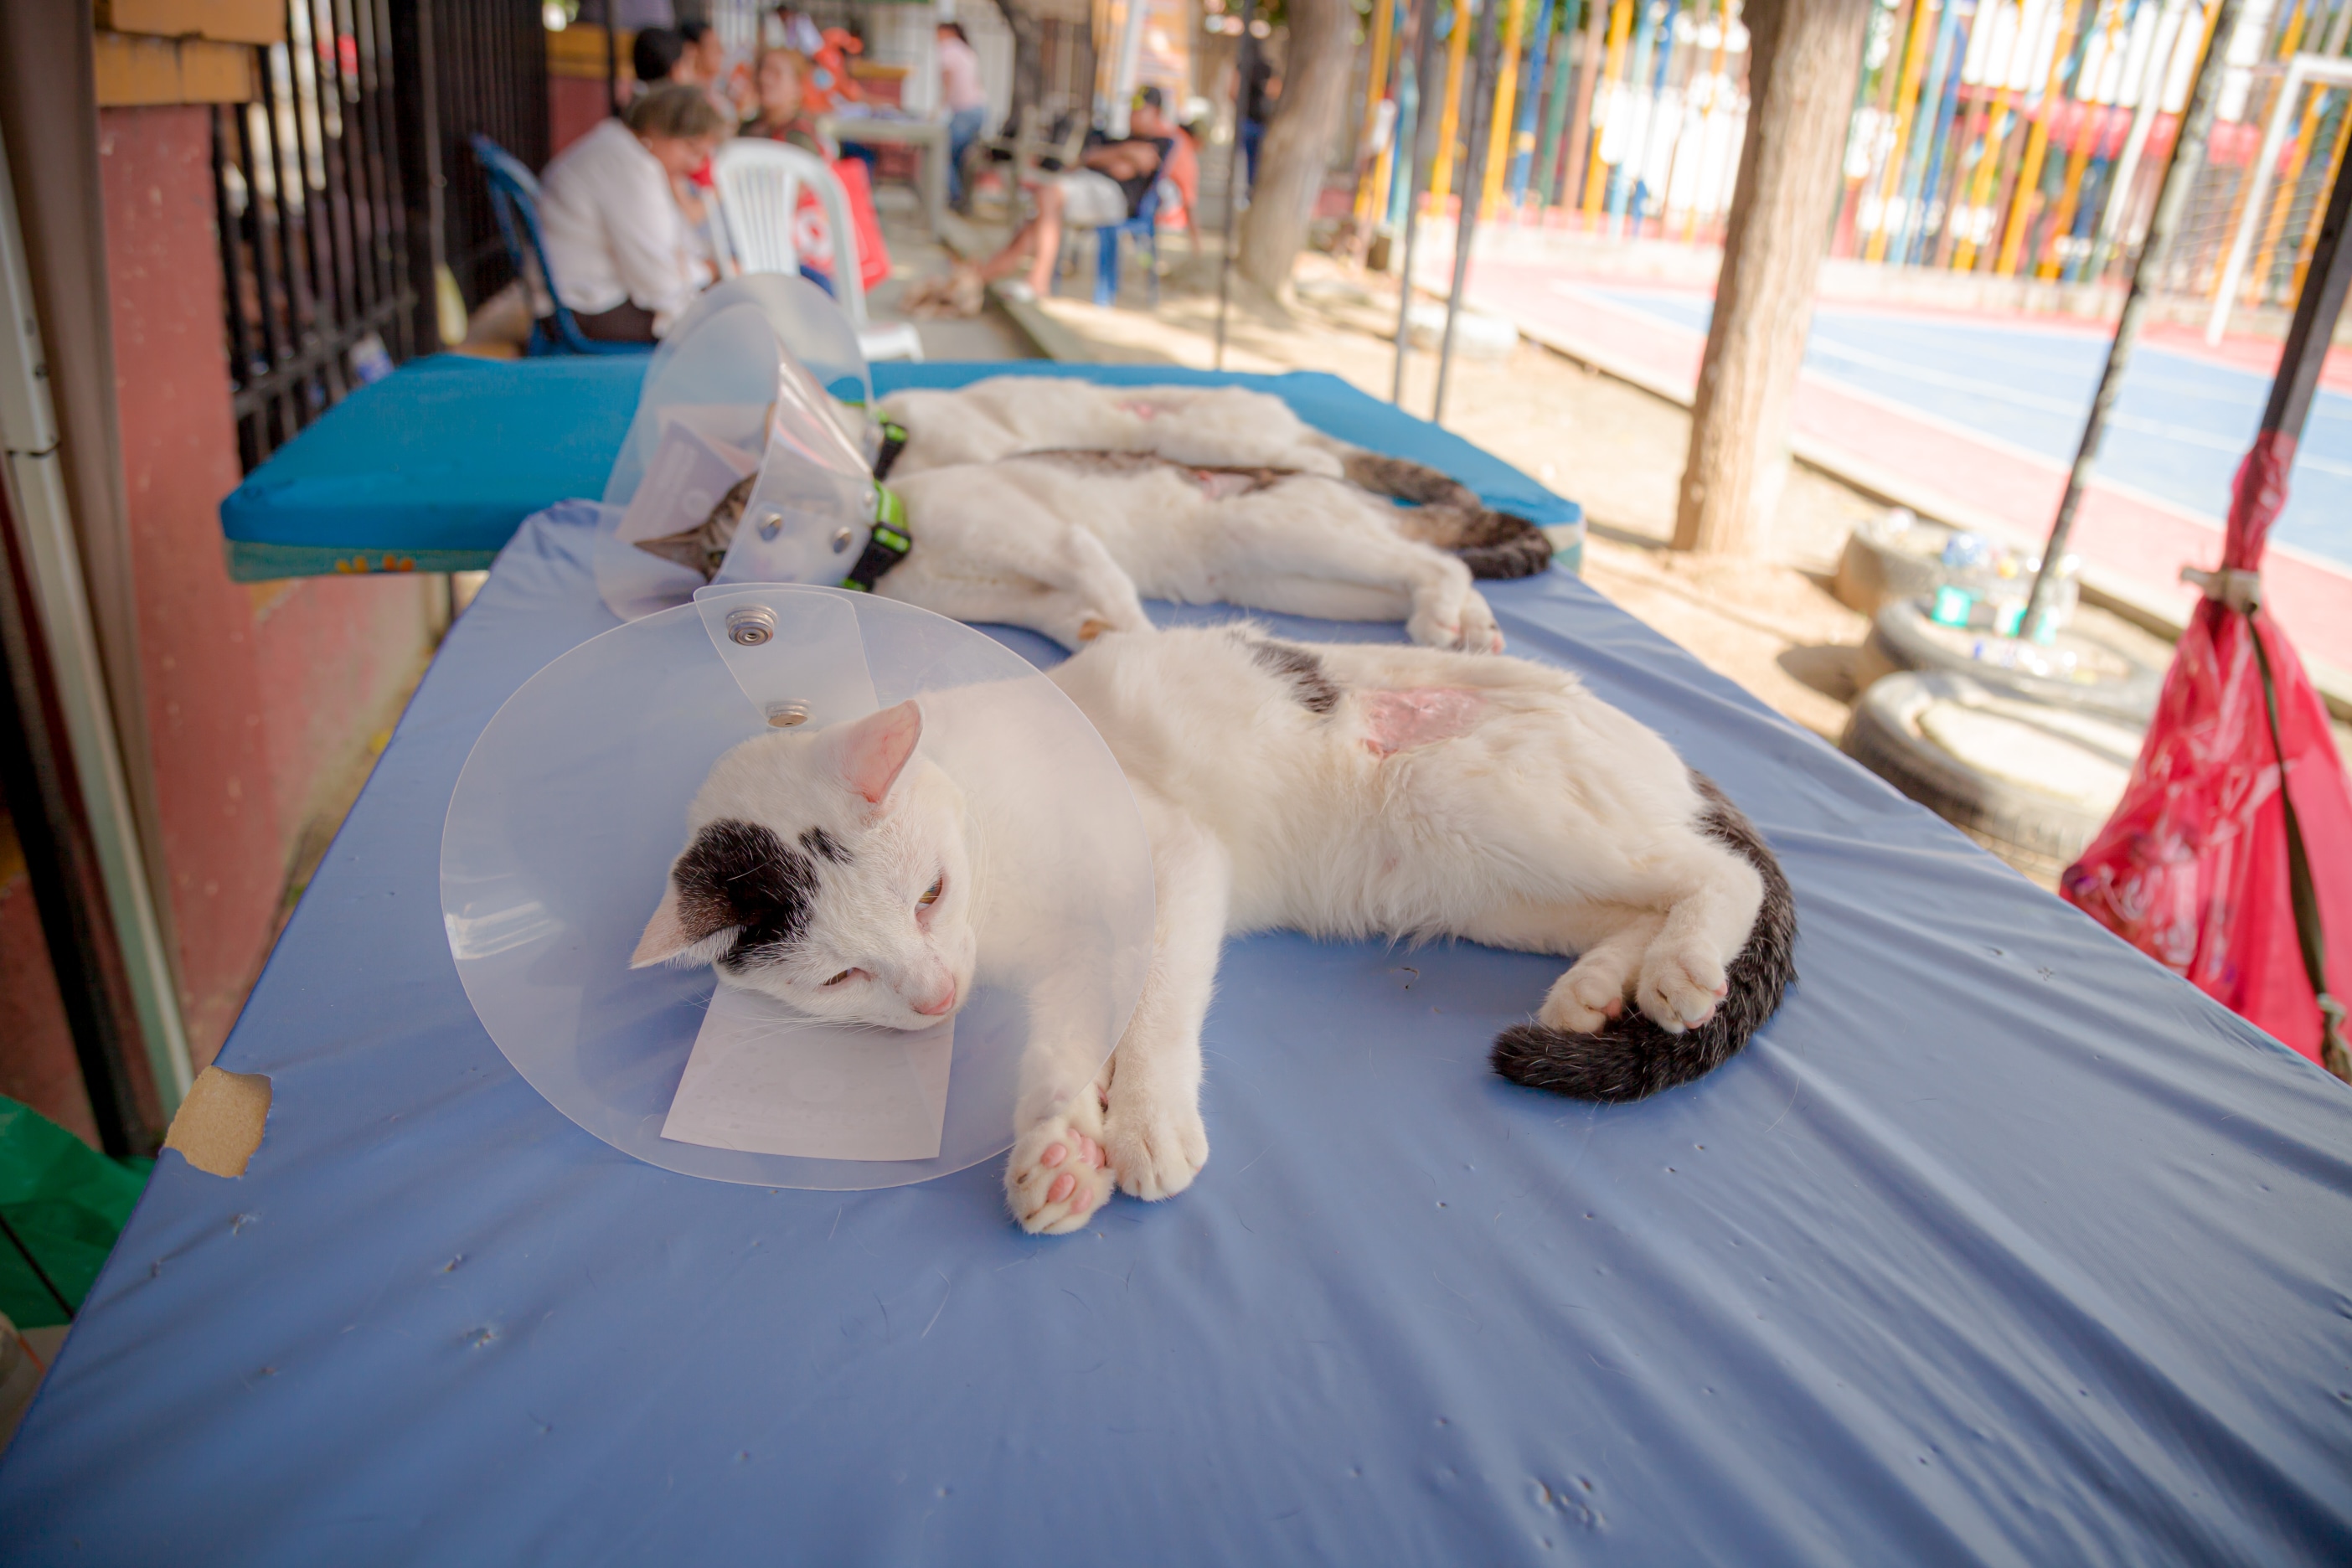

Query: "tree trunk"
<box><xmin>1672</xmin><ymin>0</ymin><xmax>1871</xmax><ymax>555</ymax></box>
<box><xmin>1236</xmin><ymin>0</ymin><xmax>1355</xmax><ymax>296</ymax></box>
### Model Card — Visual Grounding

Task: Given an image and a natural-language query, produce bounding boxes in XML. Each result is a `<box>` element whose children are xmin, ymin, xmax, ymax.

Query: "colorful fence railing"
<box><xmin>1358</xmin><ymin>0</ymin><xmax>2352</xmax><ymax>319</ymax></box>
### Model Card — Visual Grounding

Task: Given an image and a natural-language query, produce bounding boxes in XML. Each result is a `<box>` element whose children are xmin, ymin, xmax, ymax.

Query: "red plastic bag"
<box><xmin>2063</xmin><ymin>433</ymin><xmax>2352</xmax><ymax>1065</ymax></box>
<box><xmin>791</xmin><ymin>158</ymin><xmax>890</xmax><ymax>294</ymax></box>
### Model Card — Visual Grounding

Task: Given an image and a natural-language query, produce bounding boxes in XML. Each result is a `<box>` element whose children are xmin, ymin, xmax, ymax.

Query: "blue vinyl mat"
<box><xmin>215</xmin><ymin>358</ymin><xmax>1583</xmax><ymax>578</ymax></box>
<box><xmin>16</xmin><ymin>399</ymin><xmax>2346</xmax><ymax>1561</ymax></box>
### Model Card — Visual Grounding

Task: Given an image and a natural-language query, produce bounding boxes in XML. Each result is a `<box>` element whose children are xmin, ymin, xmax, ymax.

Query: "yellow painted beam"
<box><xmin>1581</xmin><ymin>0</ymin><xmax>1634</xmax><ymax>217</ymax></box>
<box><xmin>95</xmin><ymin>0</ymin><xmax>284</xmax><ymax>45</ymax></box>
<box><xmin>93</xmin><ymin>31</ymin><xmax>258</xmax><ymax>107</ymax></box>
<box><xmin>1431</xmin><ymin>0</ymin><xmax>1477</xmax><ymax>202</ymax></box>
<box><xmin>1481</xmin><ymin>0</ymin><xmax>1529</xmax><ymax>218</ymax></box>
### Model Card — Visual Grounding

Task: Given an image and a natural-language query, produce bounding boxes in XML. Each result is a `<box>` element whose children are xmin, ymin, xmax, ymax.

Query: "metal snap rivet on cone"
<box><xmin>726</xmin><ymin>606</ymin><xmax>776</xmax><ymax>646</ymax></box>
<box><xmin>831</xmin><ymin>527</ymin><xmax>854</xmax><ymax>554</ymax></box>
<box><xmin>766</xmin><ymin>701</ymin><xmax>812</xmax><ymax>728</ymax></box>
<box><xmin>757</xmin><ymin>509</ymin><xmax>785</xmax><ymax>541</ymax></box>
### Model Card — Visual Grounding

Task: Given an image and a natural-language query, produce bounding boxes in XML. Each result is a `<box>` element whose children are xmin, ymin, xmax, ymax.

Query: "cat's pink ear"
<box><xmin>828</xmin><ymin>700</ymin><xmax>923</xmax><ymax>807</ymax></box>
<box><xmin>631</xmin><ymin>886</ymin><xmax>693</xmax><ymax>968</ymax></box>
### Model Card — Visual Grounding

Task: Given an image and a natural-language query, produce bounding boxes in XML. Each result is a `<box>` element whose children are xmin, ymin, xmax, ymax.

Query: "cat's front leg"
<box><xmin>1100</xmin><ymin>802</ymin><xmax>1229</xmax><ymax>1203</ymax></box>
<box><xmin>1005</xmin><ymin>1078</ymin><xmax>1114</xmax><ymax>1235</ymax></box>
<box><xmin>1004</xmin><ymin>964</ymin><xmax>1122</xmax><ymax>1234</ymax></box>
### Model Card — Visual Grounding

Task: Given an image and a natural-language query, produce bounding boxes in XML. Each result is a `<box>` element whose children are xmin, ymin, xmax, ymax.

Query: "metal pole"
<box><xmin>1215</xmin><ymin>0</ymin><xmax>1260</xmax><ymax>372</ymax></box>
<box><xmin>2021</xmin><ymin>0</ymin><xmax>2246</xmax><ymax>637</ymax></box>
<box><xmin>1391</xmin><ymin>0</ymin><xmax>1446</xmax><ymax>404</ymax></box>
<box><xmin>1432</xmin><ymin>0</ymin><xmax>1502</xmax><ymax>424</ymax></box>
<box><xmin>2256</xmin><ymin>109</ymin><xmax>2352</xmax><ymax>453</ymax></box>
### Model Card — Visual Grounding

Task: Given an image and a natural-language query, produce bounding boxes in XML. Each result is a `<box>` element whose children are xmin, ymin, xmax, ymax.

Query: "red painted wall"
<box><xmin>97</xmin><ymin>106</ymin><xmax>437</xmax><ymax>1070</ymax></box>
<box><xmin>551</xmin><ymin>76</ymin><xmax>612</xmax><ymax>159</ymax></box>
<box><xmin>0</xmin><ymin>815</ymin><xmax>96</xmax><ymax>1144</ymax></box>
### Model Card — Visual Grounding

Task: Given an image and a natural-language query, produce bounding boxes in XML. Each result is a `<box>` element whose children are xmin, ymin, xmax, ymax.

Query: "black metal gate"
<box><xmin>415</xmin><ymin>2</ymin><xmax>549</xmax><ymax>329</ymax></box>
<box><xmin>214</xmin><ymin>1</ymin><xmax>548</xmax><ymax>472</ymax></box>
<box><xmin>214</xmin><ymin>0</ymin><xmax>416</xmax><ymax>472</ymax></box>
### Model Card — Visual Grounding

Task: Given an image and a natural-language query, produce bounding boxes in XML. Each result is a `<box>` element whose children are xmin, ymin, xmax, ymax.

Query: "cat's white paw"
<box><xmin>1007</xmin><ymin>1101</ymin><xmax>1114</xmax><ymax>1235</ymax></box>
<box><xmin>1405</xmin><ymin>605</ymin><xmax>1465</xmax><ymax>651</ymax></box>
<box><xmin>1458</xmin><ymin>592</ymin><xmax>1504</xmax><ymax>655</ymax></box>
<box><xmin>1635</xmin><ymin>941</ymin><xmax>1730</xmax><ymax>1034</ymax></box>
<box><xmin>1103</xmin><ymin>1094</ymin><xmax>1208</xmax><ymax>1201</ymax></box>
<box><xmin>1540</xmin><ymin>957</ymin><xmax>1630</xmax><ymax>1034</ymax></box>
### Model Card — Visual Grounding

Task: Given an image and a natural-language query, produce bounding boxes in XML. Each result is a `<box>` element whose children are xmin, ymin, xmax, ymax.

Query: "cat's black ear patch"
<box><xmin>1247</xmin><ymin>638</ymin><xmax>1341</xmax><ymax>715</ymax></box>
<box><xmin>672</xmin><ymin>819</ymin><xmax>822</xmax><ymax>968</ymax></box>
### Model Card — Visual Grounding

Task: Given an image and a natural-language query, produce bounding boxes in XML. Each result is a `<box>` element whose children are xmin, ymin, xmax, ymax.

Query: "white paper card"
<box><xmin>615</xmin><ymin>420</ymin><xmax>760</xmax><ymax>548</ymax></box>
<box><xmin>660</xmin><ymin>984</ymin><xmax>953</xmax><ymax>1161</ymax></box>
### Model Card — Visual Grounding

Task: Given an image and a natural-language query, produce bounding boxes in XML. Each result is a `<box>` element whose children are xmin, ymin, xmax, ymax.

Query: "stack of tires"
<box><xmin>1834</xmin><ymin>518</ymin><xmax>2164</xmax><ymax>882</ymax></box>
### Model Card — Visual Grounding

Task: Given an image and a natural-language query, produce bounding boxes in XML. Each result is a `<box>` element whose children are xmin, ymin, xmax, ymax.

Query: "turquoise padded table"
<box><xmin>215</xmin><ymin>357</ymin><xmax>1586</xmax><ymax>580</ymax></box>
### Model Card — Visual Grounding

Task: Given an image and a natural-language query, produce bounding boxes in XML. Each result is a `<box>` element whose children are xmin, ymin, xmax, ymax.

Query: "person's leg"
<box><xmin>947</xmin><ymin>106</ymin><xmax>984</xmax><ymax>204</ymax></box>
<box><xmin>972</xmin><ymin>179</ymin><xmax>1064</xmax><ymax>289</ymax></box>
<box><xmin>1023</xmin><ymin>178</ymin><xmax>1065</xmax><ymax>294</ymax></box>
<box><xmin>972</xmin><ymin>206</ymin><xmax>1043</xmax><ymax>283</ymax></box>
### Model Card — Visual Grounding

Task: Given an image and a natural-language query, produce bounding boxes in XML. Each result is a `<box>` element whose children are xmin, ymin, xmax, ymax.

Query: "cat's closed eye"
<box><xmin>824</xmin><ymin>967</ymin><xmax>869</xmax><ymax>986</ymax></box>
<box><xmin>918</xmin><ymin>875</ymin><xmax>944</xmax><ymax>907</ymax></box>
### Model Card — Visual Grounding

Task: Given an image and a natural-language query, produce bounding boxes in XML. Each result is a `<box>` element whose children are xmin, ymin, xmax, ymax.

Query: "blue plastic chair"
<box><xmin>470</xmin><ymin>135</ymin><xmax>652</xmax><ymax>358</ymax></box>
<box><xmin>1065</xmin><ymin>182</ymin><xmax>1162</xmax><ymax>308</ymax></box>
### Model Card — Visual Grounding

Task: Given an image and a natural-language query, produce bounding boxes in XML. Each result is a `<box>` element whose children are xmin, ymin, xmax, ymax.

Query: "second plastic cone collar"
<box><xmin>596</xmin><ymin>276</ymin><xmax>886</xmax><ymax>623</ymax></box>
<box><xmin>441</xmin><ymin>585</ymin><xmax>1155</xmax><ymax>1190</ymax></box>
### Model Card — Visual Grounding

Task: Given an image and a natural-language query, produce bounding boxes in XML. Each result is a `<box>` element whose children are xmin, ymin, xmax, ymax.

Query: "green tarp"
<box><xmin>0</xmin><ymin>1097</ymin><xmax>149</xmax><ymax>1329</ymax></box>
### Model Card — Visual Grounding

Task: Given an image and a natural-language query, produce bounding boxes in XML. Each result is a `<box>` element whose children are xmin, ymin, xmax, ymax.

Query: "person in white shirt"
<box><xmin>538</xmin><ymin>85</ymin><xmax>730</xmax><ymax>343</ymax></box>
<box><xmin>936</xmin><ymin>21</ymin><xmax>988</xmax><ymax>207</ymax></box>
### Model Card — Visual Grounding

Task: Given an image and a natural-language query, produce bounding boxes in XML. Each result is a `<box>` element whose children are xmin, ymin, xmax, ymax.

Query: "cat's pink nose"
<box><xmin>914</xmin><ymin>981</ymin><xmax>957</xmax><ymax>1017</ymax></box>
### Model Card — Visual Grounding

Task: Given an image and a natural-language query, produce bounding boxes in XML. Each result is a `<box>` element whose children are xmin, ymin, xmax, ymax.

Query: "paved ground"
<box><xmin>1462</xmin><ymin>262</ymin><xmax>2352</xmax><ymax>686</ymax></box>
<box><xmin>1586</xmin><ymin>287</ymin><xmax>2352</xmax><ymax>569</ymax></box>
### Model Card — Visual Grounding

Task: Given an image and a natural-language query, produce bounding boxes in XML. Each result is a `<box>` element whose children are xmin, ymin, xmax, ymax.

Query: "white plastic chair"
<box><xmin>711</xmin><ymin>139</ymin><xmax>924</xmax><ymax>363</ymax></box>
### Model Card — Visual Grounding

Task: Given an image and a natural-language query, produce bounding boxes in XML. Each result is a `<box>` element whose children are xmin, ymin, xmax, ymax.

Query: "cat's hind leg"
<box><xmin>1543</xmin><ymin>910</ymin><xmax>1664</xmax><ymax>1033</ymax></box>
<box><xmin>1455</xmin><ymin>899</ymin><xmax>1659</xmax><ymax>1033</ymax></box>
<box><xmin>1633</xmin><ymin>845</ymin><xmax>1763</xmax><ymax>1033</ymax></box>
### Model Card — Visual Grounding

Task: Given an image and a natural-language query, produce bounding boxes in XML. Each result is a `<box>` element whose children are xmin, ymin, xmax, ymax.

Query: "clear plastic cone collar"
<box><xmin>441</xmin><ymin>586</ymin><xmax>1155</xmax><ymax>1189</ymax></box>
<box><xmin>595</xmin><ymin>277</ymin><xmax>883</xmax><ymax>623</ymax></box>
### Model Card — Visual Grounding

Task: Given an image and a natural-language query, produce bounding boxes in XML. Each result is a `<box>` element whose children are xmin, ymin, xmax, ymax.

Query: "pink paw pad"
<box><xmin>1040</xmin><ymin>1143</ymin><xmax>1067</xmax><ymax>1168</ymax></box>
<box><xmin>1047</xmin><ymin>1172</ymin><xmax>1075</xmax><ymax>1204</ymax></box>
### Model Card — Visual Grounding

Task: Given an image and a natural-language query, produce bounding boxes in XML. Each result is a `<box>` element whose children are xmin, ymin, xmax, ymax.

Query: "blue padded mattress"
<box><xmin>16</xmin><ymin>400</ymin><xmax>2350</xmax><ymax>1564</ymax></box>
<box><xmin>215</xmin><ymin>358</ymin><xmax>1583</xmax><ymax>577</ymax></box>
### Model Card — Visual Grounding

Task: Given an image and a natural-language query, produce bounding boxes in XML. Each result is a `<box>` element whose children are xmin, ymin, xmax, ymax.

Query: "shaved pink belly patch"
<box><xmin>1358</xmin><ymin>688</ymin><xmax>1488</xmax><ymax>757</ymax></box>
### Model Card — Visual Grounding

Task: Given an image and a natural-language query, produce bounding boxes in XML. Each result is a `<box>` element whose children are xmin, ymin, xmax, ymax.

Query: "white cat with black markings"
<box><xmin>633</xmin><ymin>626</ymin><xmax>1794</xmax><ymax>1234</ymax></box>
<box><xmin>641</xmin><ymin>378</ymin><xmax>1555</xmax><ymax>655</ymax></box>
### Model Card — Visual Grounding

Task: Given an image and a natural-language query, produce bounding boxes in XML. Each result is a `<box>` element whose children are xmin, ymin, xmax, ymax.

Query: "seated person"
<box><xmin>631</xmin><ymin>26</ymin><xmax>690</xmax><ymax>94</ymax></box>
<box><xmin>739</xmin><ymin>48</ymin><xmax>890</xmax><ymax>297</ymax></box>
<box><xmin>538</xmin><ymin>84</ymin><xmax>730</xmax><ymax>343</ymax></box>
<box><xmin>972</xmin><ymin>88</ymin><xmax>1175</xmax><ymax>301</ymax></box>
<box><xmin>681</xmin><ymin>19</ymin><xmax>753</xmax><ymax>117</ymax></box>
<box><xmin>741</xmin><ymin>46</ymin><xmax>833</xmax><ymax>157</ymax></box>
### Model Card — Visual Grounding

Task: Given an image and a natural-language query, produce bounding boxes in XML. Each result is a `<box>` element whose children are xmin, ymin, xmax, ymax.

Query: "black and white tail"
<box><xmin>1490</xmin><ymin>776</ymin><xmax>1797</xmax><ymax>1102</ymax></box>
<box><xmin>1340</xmin><ymin>452</ymin><xmax>1555</xmax><ymax>580</ymax></box>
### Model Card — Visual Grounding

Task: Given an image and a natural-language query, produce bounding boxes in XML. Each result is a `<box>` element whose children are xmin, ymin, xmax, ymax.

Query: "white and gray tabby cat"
<box><xmin>634</xmin><ymin>624</ymin><xmax>1795</xmax><ymax>1235</ymax></box>
<box><xmin>637</xmin><ymin>378</ymin><xmax>1553</xmax><ymax>655</ymax></box>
